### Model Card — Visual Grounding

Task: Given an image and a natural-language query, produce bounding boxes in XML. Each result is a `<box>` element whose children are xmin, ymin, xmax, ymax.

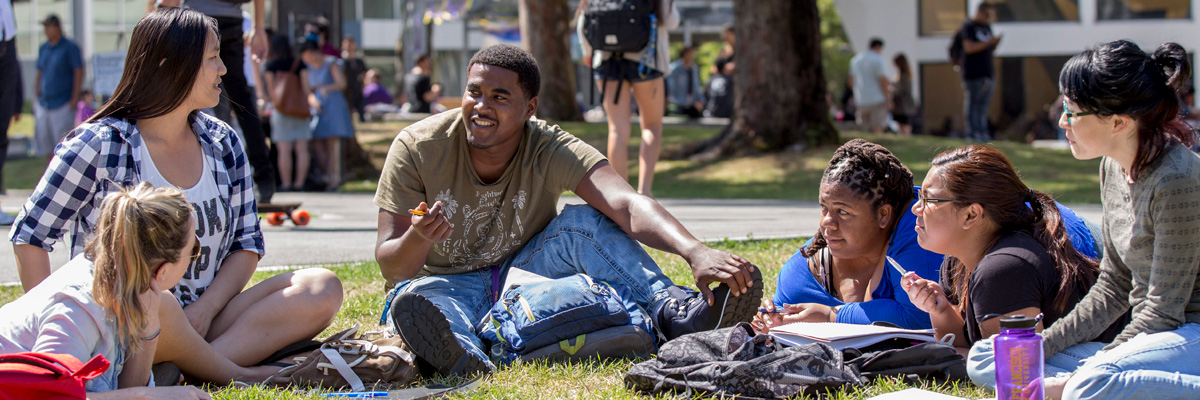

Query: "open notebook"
<box><xmin>769</xmin><ymin>322</ymin><xmax>936</xmax><ymax>350</ymax></box>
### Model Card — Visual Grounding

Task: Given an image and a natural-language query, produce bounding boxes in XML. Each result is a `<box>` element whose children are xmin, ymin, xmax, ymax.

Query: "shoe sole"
<box><xmin>391</xmin><ymin>292</ymin><xmax>489</xmax><ymax>377</ymax></box>
<box><xmin>711</xmin><ymin>266</ymin><xmax>764</xmax><ymax>330</ymax></box>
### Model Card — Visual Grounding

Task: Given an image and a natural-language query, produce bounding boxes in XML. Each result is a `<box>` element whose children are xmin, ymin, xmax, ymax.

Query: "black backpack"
<box><xmin>582</xmin><ymin>0</ymin><xmax>656</xmax><ymax>53</ymax></box>
<box><xmin>582</xmin><ymin>0</ymin><xmax>660</xmax><ymax>105</ymax></box>
<box><xmin>948</xmin><ymin>24</ymin><xmax>966</xmax><ymax>66</ymax></box>
<box><xmin>625</xmin><ymin>323</ymin><xmax>864</xmax><ymax>399</ymax></box>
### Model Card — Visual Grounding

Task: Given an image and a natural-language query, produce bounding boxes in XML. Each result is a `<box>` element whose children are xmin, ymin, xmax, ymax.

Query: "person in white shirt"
<box><xmin>1</xmin><ymin>183</ymin><xmax>277</xmax><ymax>399</ymax></box>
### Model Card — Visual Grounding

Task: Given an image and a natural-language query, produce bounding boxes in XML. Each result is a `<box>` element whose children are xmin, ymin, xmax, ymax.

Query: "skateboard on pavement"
<box><xmin>259</xmin><ymin>202</ymin><xmax>310</xmax><ymax>226</ymax></box>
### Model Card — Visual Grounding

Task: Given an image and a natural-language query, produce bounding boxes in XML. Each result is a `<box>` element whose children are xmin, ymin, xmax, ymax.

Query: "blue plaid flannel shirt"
<box><xmin>8</xmin><ymin>113</ymin><xmax>264</xmax><ymax>260</ymax></box>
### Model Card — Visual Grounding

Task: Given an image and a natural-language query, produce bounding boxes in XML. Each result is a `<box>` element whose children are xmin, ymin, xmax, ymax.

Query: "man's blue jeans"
<box><xmin>380</xmin><ymin>205</ymin><xmax>676</xmax><ymax>369</ymax></box>
<box><xmin>967</xmin><ymin>323</ymin><xmax>1200</xmax><ymax>399</ymax></box>
<box><xmin>963</xmin><ymin>77</ymin><xmax>993</xmax><ymax>140</ymax></box>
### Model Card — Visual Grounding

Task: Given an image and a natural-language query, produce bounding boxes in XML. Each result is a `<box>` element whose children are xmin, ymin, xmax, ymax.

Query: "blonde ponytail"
<box><xmin>88</xmin><ymin>182</ymin><xmax>192</xmax><ymax>351</ymax></box>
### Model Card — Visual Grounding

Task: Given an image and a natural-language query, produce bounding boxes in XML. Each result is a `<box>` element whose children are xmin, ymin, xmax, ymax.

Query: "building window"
<box><xmin>363</xmin><ymin>0</ymin><xmax>395</xmax><ymax>20</ymax></box>
<box><xmin>993</xmin><ymin>0</ymin><xmax>1080</xmax><ymax>22</ymax></box>
<box><xmin>920</xmin><ymin>0</ymin><xmax>968</xmax><ymax>36</ymax></box>
<box><xmin>1097</xmin><ymin>0</ymin><xmax>1190</xmax><ymax>20</ymax></box>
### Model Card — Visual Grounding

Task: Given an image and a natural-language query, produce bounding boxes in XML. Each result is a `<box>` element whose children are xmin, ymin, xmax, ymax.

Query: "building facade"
<box><xmin>835</xmin><ymin>0</ymin><xmax>1199</xmax><ymax>138</ymax></box>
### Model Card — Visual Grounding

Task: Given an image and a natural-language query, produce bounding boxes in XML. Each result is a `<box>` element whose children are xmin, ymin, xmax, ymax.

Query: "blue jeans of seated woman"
<box><xmin>968</xmin><ymin>323</ymin><xmax>1200</xmax><ymax>399</ymax></box>
<box><xmin>380</xmin><ymin>205</ymin><xmax>676</xmax><ymax>369</ymax></box>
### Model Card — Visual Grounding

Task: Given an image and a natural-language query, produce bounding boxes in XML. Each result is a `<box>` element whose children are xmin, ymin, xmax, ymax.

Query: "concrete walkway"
<box><xmin>0</xmin><ymin>190</ymin><xmax>1102</xmax><ymax>286</ymax></box>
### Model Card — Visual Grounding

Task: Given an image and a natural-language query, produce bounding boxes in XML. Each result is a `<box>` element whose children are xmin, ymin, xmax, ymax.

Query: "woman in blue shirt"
<box><xmin>754</xmin><ymin>140</ymin><xmax>1100</xmax><ymax>331</ymax></box>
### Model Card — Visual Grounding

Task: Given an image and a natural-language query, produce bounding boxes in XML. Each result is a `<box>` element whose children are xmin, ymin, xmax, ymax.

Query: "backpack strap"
<box><xmin>73</xmin><ymin>354</ymin><xmax>110</xmax><ymax>380</ymax></box>
<box><xmin>319</xmin><ymin>345</ymin><xmax>366</xmax><ymax>392</ymax></box>
<box><xmin>610</xmin><ymin>54</ymin><xmax>625</xmax><ymax>105</ymax></box>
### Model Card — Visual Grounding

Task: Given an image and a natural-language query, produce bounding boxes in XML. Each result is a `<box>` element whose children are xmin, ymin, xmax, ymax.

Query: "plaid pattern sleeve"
<box><xmin>196</xmin><ymin>114</ymin><xmax>264</xmax><ymax>257</ymax></box>
<box><xmin>8</xmin><ymin>123</ymin><xmax>120</xmax><ymax>253</ymax></box>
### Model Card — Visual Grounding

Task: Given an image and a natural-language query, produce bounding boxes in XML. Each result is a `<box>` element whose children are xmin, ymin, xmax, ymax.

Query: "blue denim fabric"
<box><xmin>963</xmin><ymin>77</ymin><xmax>994</xmax><ymax>140</ymax></box>
<box><xmin>381</xmin><ymin>205</ymin><xmax>676</xmax><ymax>368</ymax></box>
<box><xmin>384</xmin><ymin>269</ymin><xmax>497</xmax><ymax>369</ymax></box>
<box><xmin>84</xmin><ymin>340</ymin><xmax>126</xmax><ymax>392</ymax></box>
<box><xmin>1065</xmin><ymin>323</ymin><xmax>1200</xmax><ymax>399</ymax></box>
<box><xmin>967</xmin><ymin>336</ymin><xmax>1107</xmax><ymax>388</ymax></box>
<box><xmin>968</xmin><ymin>324</ymin><xmax>1200</xmax><ymax>399</ymax></box>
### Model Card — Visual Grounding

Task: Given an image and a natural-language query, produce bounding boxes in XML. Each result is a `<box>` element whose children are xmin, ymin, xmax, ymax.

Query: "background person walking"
<box><xmin>848</xmin><ymin>38</ymin><xmax>889</xmax><ymax>134</ymax></box>
<box><xmin>958</xmin><ymin>2</ymin><xmax>1001</xmax><ymax>141</ymax></box>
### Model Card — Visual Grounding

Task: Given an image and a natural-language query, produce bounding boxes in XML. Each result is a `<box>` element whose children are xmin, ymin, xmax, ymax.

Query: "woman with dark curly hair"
<box><xmin>754</xmin><ymin>139</ymin><xmax>1100</xmax><ymax>333</ymax></box>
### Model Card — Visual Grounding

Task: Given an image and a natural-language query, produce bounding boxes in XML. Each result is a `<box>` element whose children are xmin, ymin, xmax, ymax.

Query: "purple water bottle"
<box><xmin>994</xmin><ymin>314</ymin><xmax>1044</xmax><ymax>400</ymax></box>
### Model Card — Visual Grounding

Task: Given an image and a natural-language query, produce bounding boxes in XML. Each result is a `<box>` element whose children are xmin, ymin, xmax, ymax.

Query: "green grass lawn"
<box><xmin>4</xmin><ymin>116</ymin><xmax>1101</xmax><ymax>204</ymax></box>
<box><xmin>0</xmin><ymin>238</ymin><xmax>994</xmax><ymax>399</ymax></box>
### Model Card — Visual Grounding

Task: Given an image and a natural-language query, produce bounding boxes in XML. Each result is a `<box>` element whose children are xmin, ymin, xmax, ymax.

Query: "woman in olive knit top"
<box><xmin>968</xmin><ymin>40</ymin><xmax>1200</xmax><ymax>400</ymax></box>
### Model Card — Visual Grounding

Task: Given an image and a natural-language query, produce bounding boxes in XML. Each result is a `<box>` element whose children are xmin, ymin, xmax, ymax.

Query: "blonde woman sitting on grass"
<box><xmin>0</xmin><ymin>183</ymin><xmax>281</xmax><ymax>399</ymax></box>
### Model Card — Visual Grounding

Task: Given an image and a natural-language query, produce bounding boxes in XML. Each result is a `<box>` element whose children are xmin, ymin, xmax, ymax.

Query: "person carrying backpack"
<box><xmin>955</xmin><ymin>2</ymin><xmax>1001</xmax><ymax>142</ymax></box>
<box><xmin>576</xmin><ymin>0</ymin><xmax>679</xmax><ymax>197</ymax></box>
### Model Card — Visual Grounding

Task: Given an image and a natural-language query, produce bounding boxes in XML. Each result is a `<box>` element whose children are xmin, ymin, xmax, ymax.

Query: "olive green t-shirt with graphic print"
<box><xmin>374</xmin><ymin>109</ymin><xmax>606</xmax><ymax>282</ymax></box>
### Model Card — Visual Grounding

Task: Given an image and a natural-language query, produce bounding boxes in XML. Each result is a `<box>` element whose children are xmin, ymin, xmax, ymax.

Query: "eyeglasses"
<box><xmin>916</xmin><ymin>191</ymin><xmax>957</xmax><ymax>208</ymax></box>
<box><xmin>189</xmin><ymin>235</ymin><xmax>201</xmax><ymax>262</ymax></box>
<box><xmin>1062</xmin><ymin>101</ymin><xmax>1097</xmax><ymax>127</ymax></box>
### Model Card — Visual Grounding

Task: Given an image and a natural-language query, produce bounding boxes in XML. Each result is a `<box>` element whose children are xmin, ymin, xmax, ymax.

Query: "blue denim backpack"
<box><xmin>477</xmin><ymin>274</ymin><xmax>655</xmax><ymax>365</ymax></box>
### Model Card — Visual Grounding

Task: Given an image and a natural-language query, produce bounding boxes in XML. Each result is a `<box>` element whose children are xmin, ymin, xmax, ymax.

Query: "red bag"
<box><xmin>0</xmin><ymin>353</ymin><xmax>110</xmax><ymax>400</ymax></box>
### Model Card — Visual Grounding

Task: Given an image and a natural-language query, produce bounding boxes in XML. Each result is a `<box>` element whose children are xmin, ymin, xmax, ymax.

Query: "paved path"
<box><xmin>0</xmin><ymin>190</ymin><xmax>1102</xmax><ymax>286</ymax></box>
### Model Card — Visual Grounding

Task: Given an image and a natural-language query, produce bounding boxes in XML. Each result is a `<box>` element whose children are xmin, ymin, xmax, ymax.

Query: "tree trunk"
<box><xmin>518</xmin><ymin>0</ymin><xmax>583</xmax><ymax>121</ymax></box>
<box><xmin>686</xmin><ymin>0</ymin><xmax>838</xmax><ymax>159</ymax></box>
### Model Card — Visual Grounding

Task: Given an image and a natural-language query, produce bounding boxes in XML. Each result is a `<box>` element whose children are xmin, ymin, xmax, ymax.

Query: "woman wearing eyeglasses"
<box><xmin>900</xmin><ymin>145</ymin><xmax>1126</xmax><ymax>356</ymax></box>
<box><xmin>0</xmin><ymin>183</ymin><xmax>279</xmax><ymax>399</ymax></box>
<box><xmin>753</xmin><ymin>140</ymin><xmax>1100</xmax><ymax>333</ymax></box>
<box><xmin>9</xmin><ymin>7</ymin><xmax>342</xmax><ymax>372</ymax></box>
<box><xmin>968</xmin><ymin>41</ymin><xmax>1200</xmax><ymax>400</ymax></box>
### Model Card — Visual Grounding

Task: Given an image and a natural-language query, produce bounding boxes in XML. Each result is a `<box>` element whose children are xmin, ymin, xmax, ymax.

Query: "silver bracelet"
<box><xmin>140</xmin><ymin>327</ymin><xmax>162</xmax><ymax>341</ymax></box>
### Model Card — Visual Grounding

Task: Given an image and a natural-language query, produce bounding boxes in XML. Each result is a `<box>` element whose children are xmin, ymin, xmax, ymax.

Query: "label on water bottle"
<box><xmin>1006</xmin><ymin>346</ymin><xmax>1032</xmax><ymax>399</ymax></box>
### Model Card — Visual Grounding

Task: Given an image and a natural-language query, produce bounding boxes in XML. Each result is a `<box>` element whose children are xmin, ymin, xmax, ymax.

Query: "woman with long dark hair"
<box><xmin>903</xmin><ymin>145</ymin><xmax>1124</xmax><ymax>353</ymax></box>
<box><xmin>10</xmin><ymin>7</ymin><xmax>342</xmax><ymax>370</ymax></box>
<box><xmin>967</xmin><ymin>40</ymin><xmax>1200</xmax><ymax>400</ymax></box>
<box><xmin>891</xmin><ymin>53</ymin><xmax>916</xmax><ymax>136</ymax></box>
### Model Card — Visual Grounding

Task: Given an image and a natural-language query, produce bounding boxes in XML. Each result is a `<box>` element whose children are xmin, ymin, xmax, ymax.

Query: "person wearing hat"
<box><xmin>34</xmin><ymin>13</ymin><xmax>82</xmax><ymax>159</ymax></box>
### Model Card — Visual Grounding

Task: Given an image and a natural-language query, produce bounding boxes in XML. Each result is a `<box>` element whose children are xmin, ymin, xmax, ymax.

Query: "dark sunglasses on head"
<box><xmin>190</xmin><ymin>235</ymin><xmax>201</xmax><ymax>262</ymax></box>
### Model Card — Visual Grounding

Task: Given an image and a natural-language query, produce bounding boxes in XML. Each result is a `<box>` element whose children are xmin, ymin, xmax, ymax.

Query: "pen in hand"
<box><xmin>758</xmin><ymin>307</ymin><xmax>788</xmax><ymax>314</ymax></box>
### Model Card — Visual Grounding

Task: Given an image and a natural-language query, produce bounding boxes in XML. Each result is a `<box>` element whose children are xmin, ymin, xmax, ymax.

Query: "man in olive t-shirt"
<box><xmin>374</xmin><ymin>45</ymin><xmax>763</xmax><ymax>377</ymax></box>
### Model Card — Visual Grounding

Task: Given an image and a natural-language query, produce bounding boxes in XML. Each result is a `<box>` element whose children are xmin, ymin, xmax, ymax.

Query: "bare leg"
<box><xmin>311</xmin><ymin>138</ymin><xmax>330</xmax><ymax>188</ymax></box>
<box><xmin>294</xmin><ymin>139</ymin><xmax>311</xmax><ymax>189</ymax></box>
<box><xmin>204</xmin><ymin>268</ymin><xmax>343</xmax><ymax>366</ymax></box>
<box><xmin>630</xmin><ymin>77</ymin><xmax>664</xmax><ymax>197</ymax></box>
<box><xmin>326</xmin><ymin>138</ymin><xmax>342</xmax><ymax>190</ymax></box>
<box><xmin>276</xmin><ymin>141</ymin><xmax>294</xmax><ymax>190</ymax></box>
<box><xmin>155</xmin><ymin>292</ymin><xmax>281</xmax><ymax>384</ymax></box>
<box><xmin>599</xmin><ymin>79</ymin><xmax>633</xmax><ymax>183</ymax></box>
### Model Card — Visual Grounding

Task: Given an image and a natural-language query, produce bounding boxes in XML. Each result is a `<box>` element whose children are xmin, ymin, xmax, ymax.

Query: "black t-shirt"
<box><xmin>960</xmin><ymin>20</ymin><xmax>994</xmax><ymax>80</ymax></box>
<box><xmin>954</xmin><ymin>231</ymin><xmax>1127</xmax><ymax>344</ymax></box>
<box><xmin>404</xmin><ymin>72</ymin><xmax>432</xmax><ymax>113</ymax></box>
<box><xmin>342</xmin><ymin>57</ymin><xmax>367</xmax><ymax>105</ymax></box>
